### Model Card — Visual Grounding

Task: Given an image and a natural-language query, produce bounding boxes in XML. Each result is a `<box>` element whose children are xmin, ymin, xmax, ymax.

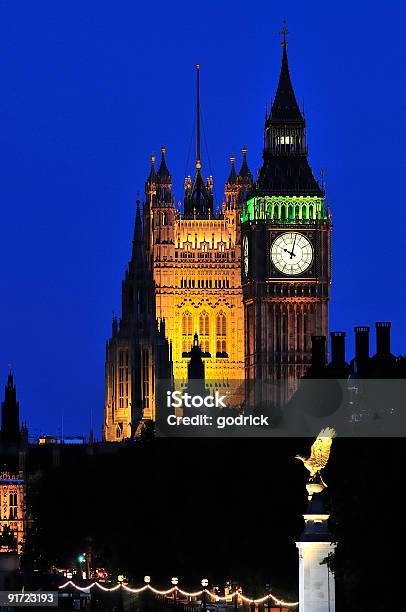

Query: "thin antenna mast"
<box><xmin>196</xmin><ymin>64</ymin><xmax>201</xmax><ymax>168</ymax></box>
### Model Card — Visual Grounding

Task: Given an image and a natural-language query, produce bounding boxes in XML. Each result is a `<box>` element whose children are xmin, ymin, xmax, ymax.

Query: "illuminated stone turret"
<box><xmin>103</xmin><ymin>199</ymin><xmax>173</xmax><ymax>441</ymax></box>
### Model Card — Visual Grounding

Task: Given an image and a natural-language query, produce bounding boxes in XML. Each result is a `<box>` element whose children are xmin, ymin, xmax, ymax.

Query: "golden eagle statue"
<box><xmin>295</xmin><ymin>427</ymin><xmax>336</xmax><ymax>498</ymax></box>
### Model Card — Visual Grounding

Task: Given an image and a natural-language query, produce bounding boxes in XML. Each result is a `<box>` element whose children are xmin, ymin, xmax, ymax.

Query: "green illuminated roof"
<box><xmin>241</xmin><ymin>195</ymin><xmax>327</xmax><ymax>224</ymax></box>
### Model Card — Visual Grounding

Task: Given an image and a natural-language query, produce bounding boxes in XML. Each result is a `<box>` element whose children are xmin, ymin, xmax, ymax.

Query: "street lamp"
<box><xmin>144</xmin><ymin>576</ymin><xmax>151</xmax><ymax>584</ymax></box>
<box><xmin>201</xmin><ymin>579</ymin><xmax>209</xmax><ymax>611</ymax></box>
<box><xmin>171</xmin><ymin>577</ymin><xmax>178</xmax><ymax>608</ymax></box>
<box><xmin>265</xmin><ymin>583</ymin><xmax>272</xmax><ymax>612</ymax></box>
<box><xmin>117</xmin><ymin>575</ymin><xmax>125</xmax><ymax>612</ymax></box>
<box><xmin>232</xmin><ymin>582</ymin><xmax>239</xmax><ymax>611</ymax></box>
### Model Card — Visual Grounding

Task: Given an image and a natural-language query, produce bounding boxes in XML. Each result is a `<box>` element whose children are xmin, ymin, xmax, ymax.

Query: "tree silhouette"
<box><xmin>0</xmin><ymin>525</ymin><xmax>17</xmax><ymax>551</ymax></box>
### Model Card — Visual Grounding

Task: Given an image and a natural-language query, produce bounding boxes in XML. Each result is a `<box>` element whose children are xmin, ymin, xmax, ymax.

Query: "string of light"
<box><xmin>58</xmin><ymin>581</ymin><xmax>299</xmax><ymax>607</ymax></box>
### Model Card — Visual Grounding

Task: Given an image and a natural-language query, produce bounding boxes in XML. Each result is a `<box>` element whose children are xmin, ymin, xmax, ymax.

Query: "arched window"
<box><xmin>162</xmin><ymin>211</ymin><xmax>167</xmax><ymax>226</ymax></box>
<box><xmin>199</xmin><ymin>311</ymin><xmax>210</xmax><ymax>354</ymax></box>
<box><xmin>297</xmin><ymin>312</ymin><xmax>302</xmax><ymax>351</ymax></box>
<box><xmin>142</xmin><ymin>348</ymin><xmax>150</xmax><ymax>411</ymax></box>
<box><xmin>182</xmin><ymin>311</ymin><xmax>193</xmax><ymax>354</ymax></box>
<box><xmin>118</xmin><ymin>350</ymin><xmax>129</xmax><ymax>409</ymax></box>
<box><xmin>281</xmin><ymin>205</ymin><xmax>286</xmax><ymax>220</ymax></box>
<box><xmin>309</xmin><ymin>205</ymin><xmax>314</xmax><ymax>219</ymax></box>
<box><xmin>216</xmin><ymin>312</ymin><xmax>227</xmax><ymax>355</ymax></box>
<box><xmin>9</xmin><ymin>493</ymin><xmax>18</xmax><ymax>519</ymax></box>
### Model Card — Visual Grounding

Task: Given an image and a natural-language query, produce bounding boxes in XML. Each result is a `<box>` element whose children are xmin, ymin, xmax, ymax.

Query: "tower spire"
<box><xmin>258</xmin><ymin>30</ymin><xmax>323</xmax><ymax>195</ymax></box>
<box><xmin>132</xmin><ymin>199</ymin><xmax>144</xmax><ymax>263</ymax></box>
<box><xmin>270</xmin><ymin>20</ymin><xmax>303</xmax><ymax>123</ymax></box>
<box><xmin>1</xmin><ymin>370</ymin><xmax>20</xmax><ymax>445</ymax></box>
<box><xmin>227</xmin><ymin>155</ymin><xmax>237</xmax><ymax>184</ymax></box>
<box><xmin>147</xmin><ymin>153</ymin><xmax>156</xmax><ymax>184</ymax></box>
<box><xmin>157</xmin><ymin>146</ymin><xmax>171</xmax><ymax>180</ymax></box>
<box><xmin>196</xmin><ymin>64</ymin><xmax>201</xmax><ymax>169</ymax></box>
<box><xmin>238</xmin><ymin>146</ymin><xmax>252</xmax><ymax>180</ymax></box>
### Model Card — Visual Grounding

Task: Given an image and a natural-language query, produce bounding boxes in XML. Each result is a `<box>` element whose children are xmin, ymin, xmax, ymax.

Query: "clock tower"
<box><xmin>241</xmin><ymin>28</ymin><xmax>331</xmax><ymax>404</ymax></box>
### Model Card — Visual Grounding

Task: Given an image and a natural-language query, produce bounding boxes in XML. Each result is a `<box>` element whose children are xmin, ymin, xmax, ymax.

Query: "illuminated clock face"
<box><xmin>271</xmin><ymin>232</ymin><xmax>313</xmax><ymax>275</ymax></box>
<box><xmin>243</xmin><ymin>236</ymin><xmax>249</xmax><ymax>276</ymax></box>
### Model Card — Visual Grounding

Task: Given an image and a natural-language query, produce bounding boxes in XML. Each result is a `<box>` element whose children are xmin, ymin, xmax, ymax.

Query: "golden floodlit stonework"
<box><xmin>0</xmin><ymin>472</ymin><xmax>25</xmax><ymax>555</ymax></box>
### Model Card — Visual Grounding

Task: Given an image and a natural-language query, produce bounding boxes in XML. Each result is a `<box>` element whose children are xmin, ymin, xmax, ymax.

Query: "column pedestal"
<box><xmin>295</xmin><ymin>495</ymin><xmax>336</xmax><ymax>612</ymax></box>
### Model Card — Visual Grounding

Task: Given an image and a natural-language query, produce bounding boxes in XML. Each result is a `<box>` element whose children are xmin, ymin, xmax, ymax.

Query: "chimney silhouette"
<box><xmin>355</xmin><ymin>326</ymin><xmax>370</xmax><ymax>364</ymax></box>
<box><xmin>375</xmin><ymin>322</ymin><xmax>391</xmax><ymax>355</ymax></box>
<box><xmin>311</xmin><ymin>336</ymin><xmax>326</xmax><ymax>370</ymax></box>
<box><xmin>330</xmin><ymin>332</ymin><xmax>346</xmax><ymax>365</ymax></box>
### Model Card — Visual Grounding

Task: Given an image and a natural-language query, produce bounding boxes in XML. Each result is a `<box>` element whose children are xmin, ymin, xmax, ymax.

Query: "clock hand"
<box><xmin>289</xmin><ymin>234</ymin><xmax>297</xmax><ymax>259</ymax></box>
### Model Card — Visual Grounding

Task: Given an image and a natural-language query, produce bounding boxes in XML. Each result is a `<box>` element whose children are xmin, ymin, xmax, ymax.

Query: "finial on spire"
<box><xmin>280</xmin><ymin>17</ymin><xmax>288</xmax><ymax>48</ymax></box>
<box><xmin>7</xmin><ymin>369</ymin><xmax>14</xmax><ymax>388</ymax></box>
<box><xmin>227</xmin><ymin>155</ymin><xmax>237</xmax><ymax>185</ymax></box>
<box><xmin>242</xmin><ymin>146</ymin><xmax>247</xmax><ymax>157</ymax></box>
<box><xmin>161</xmin><ymin>146</ymin><xmax>166</xmax><ymax>156</ymax></box>
<box><xmin>146</xmin><ymin>153</ymin><xmax>157</xmax><ymax>184</ymax></box>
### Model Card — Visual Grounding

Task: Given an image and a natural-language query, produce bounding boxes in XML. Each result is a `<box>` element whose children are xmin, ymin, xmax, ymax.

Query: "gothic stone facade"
<box><xmin>143</xmin><ymin>147</ymin><xmax>252</xmax><ymax>389</ymax></box>
<box><xmin>0</xmin><ymin>472</ymin><xmax>25</xmax><ymax>555</ymax></box>
<box><xmin>103</xmin><ymin>42</ymin><xmax>330</xmax><ymax>438</ymax></box>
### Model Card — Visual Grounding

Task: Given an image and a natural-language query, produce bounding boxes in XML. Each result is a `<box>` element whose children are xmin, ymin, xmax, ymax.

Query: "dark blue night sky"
<box><xmin>1</xmin><ymin>1</ymin><xmax>405</xmax><ymax>438</ymax></box>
